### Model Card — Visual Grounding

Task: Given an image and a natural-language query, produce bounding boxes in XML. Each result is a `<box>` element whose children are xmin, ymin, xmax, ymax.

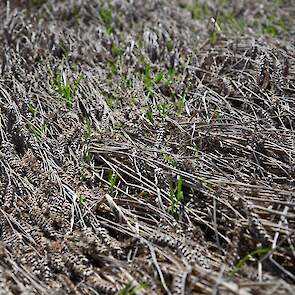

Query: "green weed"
<box><xmin>138</xmin><ymin>33</ymin><xmax>143</xmax><ymax>49</ymax></box>
<box><xmin>28</xmin><ymin>103</ymin><xmax>37</xmax><ymax>117</ymax></box>
<box><xmin>122</xmin><ymin>74</ymin><xmax>132</xmax><ymax>89</ymax></box>
<box><xmin>163</xmin><ymin>153</ymin><xmax>177</xmax><ymax>167</ymax></box>
<box><xmin>258</xmin><ymin>16</ymin><xmax>291</xmax><ymax>37</ymax></box>
<box><xmin>209</xmin><ymin>29</ymin><xmax>219</xmax><ymax>46</ymax></box>
<box><xmin>105</xmin><ymin>94</ymin><xmax>119</xmax><ymax>109</ymax></box>
<box><xmin>192</xmin><ymin>144</ymin><xmax>200</xmax><ymax>160</ymax></box>
<box><xmin>107</xmin><ymin>61</ymin><xmax>118</xmax><ymax>78</ymax></box>
<box><xmin>79</xmin><ymin>193</ymin><xmax>85</xmax><ymax>207</ymax></box>
<box><xmin>166</xmin><ymin>39</ymin><xmax>174</xmax><ymax>51</ymax></box>
<box><xmin>113</xmin><ymin>121</ymin><xmax>124</xmax><ymax>130</ymax></box>
<box><xmin>169</xmin><ymin>175</ymin><xmax>184</xmax><ymax>218</ymax></box>
<box><xmin>156</xmin><ymin>102</ymin><xmax>172</xmax><ymax>118</ymax></box>
<box><xmin>218</xmin><ymin>12</ymin><xmax>246</xmax><ymax>33</ymax></box>
<box><xmin>166</xmin><ymin>68</ymin><xmax>175</xmax><ymax>85</ymax></box>
<box><xmin>99</xmin><ymin>6</ymin><xmax>113</xmax><ymax>34</ymax></box>
<box><xmin>71</xmin><ymin>3</ymin><xmax>80</xmax><ymax>20</ymax></box>
<box><xmin>29</xmin><ymin>123</ymin><xmax>47</xmax><ymax>144</ymax></box>
<box><xmin>48</xmin><ymin>65</ymin><xmax>83</xmax><ymax>109</ymax></box>
<box><xmin>142</xmin><ymin>65</ymin><xmax>175</xmax><ymax>97</ymax></box>
<box><xmin>142</xmin><ymin>64</ymin><xmax>176</xmax><ymax>125</ymax></box>
<box><xmin>260</xmin><ymin>18</ymin><xmax>279</xmax><ymax>36</ymax></box>
<box><xmin>231</xmin><ymin>245</ymin><xmax>295</xmax><ymax>276</ymax></box>
<box><xmin>143</xmin><ymin>64</ymin><xmax>154</xmax><ymax>96</ymax></box>
<box><xmin>83</xmin><ymin>117</ymin><xmax>93</xmax><ymax>140</ymax></box>
<box><xmin>85</xmin><ymin>151</ymin><xmax>93</xmax><ymax>162</ymax></box>
<box><xmin>56</xmin><ymin>73</ymin><xmax>82</xmax><ymax>109</ymax></box>
<box><xmin>105</xmin><ymin>95</ymin><xmax>113</xmax><ymax>108</ymax></box>
<box><xmin>108</xmin><ymin>172</ymin><xmax>118</xmax><ymax>194</ymax></box>
<box><xmin>111</xmin><ymin>43</ymin><xmax>124</xmax><ymax>58</ymax></box>
<box><xmin>145</xmin><ymin>104</ymin><xmax>154</xmax><ymax>124</ymax></box>
<box><xmin>189</xmin><ymin>1</ymin><xmax>209</xmax><ymax>20</ymax></box>
<box><xmin>117</xmin><ymin>282</ymin><xmax>147</xmax><ymax>295</ymax></box>
<box><xmin>175</xmin><ymin>93</ymin><xmax>186</xmax><ymax>115</ymax></box>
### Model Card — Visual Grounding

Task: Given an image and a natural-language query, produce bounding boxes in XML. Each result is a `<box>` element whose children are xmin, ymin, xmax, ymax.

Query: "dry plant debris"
<box><xmin>0</xmin><ymin>0</ymin><xmax>295</xmax><ymax>294</ymax></box>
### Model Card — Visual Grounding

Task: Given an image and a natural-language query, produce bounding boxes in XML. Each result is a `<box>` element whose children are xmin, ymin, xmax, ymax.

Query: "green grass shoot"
<box><xmin>169</xmin><ymin>175</ymin><xmax>184</xmax><ymax>218</ymax></box>
<box><xmin>231</xmin><ymin>245</ymin><xmax>295</xmax><ymax>276</ymax></box>
<box><xmin>48</xmin><ymin>65</ymin><xmax>83</xmax><ymax>109</ymax></box>
<box><xmin>117</xmin><ymin>282</ymin><xmax>147</xmax><ymax>295</ymax></box>
<box><xmin>108</xmin><ymin>172</ymin><xmax>118</xmax><ymax>194</ymax></box>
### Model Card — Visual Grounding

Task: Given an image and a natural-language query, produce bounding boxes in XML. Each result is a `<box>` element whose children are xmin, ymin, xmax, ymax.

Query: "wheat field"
<box><xmin>0</xmin><ymin>1</ymin><xmax>294</xmax><ymax>294</ymax></box>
